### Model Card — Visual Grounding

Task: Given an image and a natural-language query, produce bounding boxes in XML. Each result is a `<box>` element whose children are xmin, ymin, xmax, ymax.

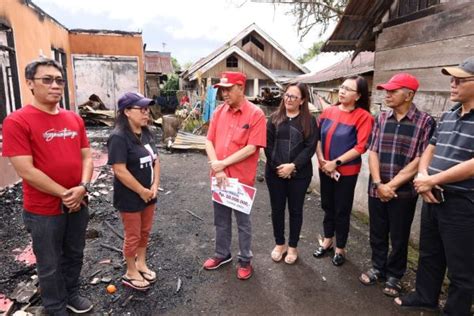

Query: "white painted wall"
<box><xmin>72</xmin><ymin>55</ymin><xmax>139</xmax><ymax>110</ymax></box>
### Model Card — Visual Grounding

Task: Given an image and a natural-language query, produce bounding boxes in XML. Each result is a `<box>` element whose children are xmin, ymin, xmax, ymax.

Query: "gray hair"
<box><xmin>401</xmin><ymin>87</ymin><xmax>415</xmax><ymax>100</ymax></box>
<box><xmin>25</xmin><ymin>58</ymin><xmax>64</xmax><ymax>80</ymax></box>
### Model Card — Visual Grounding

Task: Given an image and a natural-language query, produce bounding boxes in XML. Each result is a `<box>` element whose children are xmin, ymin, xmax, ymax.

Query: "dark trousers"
<box><xmin>22</xmin><ymin>207</ymin><xmax>89</xmax><ymax>315</ymax></box>
<box><xmin>414</xmin><ymin>193</ymin><xmax>474</xmax><ymax>316</ymax></box>
<box><xmin>319</xmin><ymin>170</ymin><xmax>358</xmax><ymax>249</ymax></box>
<box><xmin>266</xmin><ymin>173</ymin><xmax>312</xmax><ymax>247</ymax></box>
<box><xmin>369</xmin><ymin>196</ymin><xmax>417</xmax><ymax>279</ymax></box>
<box><xmin>213</xmin><ymin>202</ymin><xmax>252</xmax><ymax>263</ymax></box>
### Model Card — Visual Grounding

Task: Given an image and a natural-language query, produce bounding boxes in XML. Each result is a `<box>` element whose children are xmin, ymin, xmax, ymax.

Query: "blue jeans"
<box><xmin>22</xmin><ymin>207</ymin><xmax>89</xmax><ymax>315</ymax></box>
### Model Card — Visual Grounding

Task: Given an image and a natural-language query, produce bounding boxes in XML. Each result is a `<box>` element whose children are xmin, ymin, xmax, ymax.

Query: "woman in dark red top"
<box><xmin>313</xmin><ymin>75</ymin><xmax>374</xmax><ymax>266</ymax></box>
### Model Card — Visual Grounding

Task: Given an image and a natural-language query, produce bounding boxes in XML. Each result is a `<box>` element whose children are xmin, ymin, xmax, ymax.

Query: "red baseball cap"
<box><xmin>376</xmin><ymin>73</ymin><xmax>419</xmax><ymax>91</ymax></box>
<box><xmin>213</xmin><ymin>71</ymin><xmax>247</xmax><ymax>88</ymax></box>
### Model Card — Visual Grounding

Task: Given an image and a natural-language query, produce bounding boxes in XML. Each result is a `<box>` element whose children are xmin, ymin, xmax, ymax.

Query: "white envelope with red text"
<box><xmin>211</xmin><ymin>177</ymin><xmax>257</xmax><ymax>214</ymax></box>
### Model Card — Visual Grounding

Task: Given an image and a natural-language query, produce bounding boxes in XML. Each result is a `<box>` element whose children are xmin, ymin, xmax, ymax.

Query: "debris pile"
<box><xmin>0</xmin><ymin>129</ymin><xmax>206</xmax><ymax>315</ymax></box>
<box><xmin>78</xmin><ymin>95</ymin><xmax>115</xmax><ymax>127</ymax></box>
<box><xmin>171</xmin><ymin>131</ymin><xmax>206</xmax><ymax>150</ymax></box>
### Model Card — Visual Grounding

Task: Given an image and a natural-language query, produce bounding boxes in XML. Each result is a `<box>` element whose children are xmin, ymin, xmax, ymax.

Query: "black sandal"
<box><xmin>359</xmin><ymin>268</ymin><xmax>385</xmax><ymax>286</ymax></box>
<box><xmin>313</xmin><ymin>244</ymin><xmax>334</xmax><ymax>258</ymax></box>
<box><xmin>394</xmin><ymin>293</ymin><xmax>439</xmax><ymax>312</ymax></box>
<box><xmin>383</xmin><ymin>277</ymin><xmax>402</xmax><ymax>297</ymax></box>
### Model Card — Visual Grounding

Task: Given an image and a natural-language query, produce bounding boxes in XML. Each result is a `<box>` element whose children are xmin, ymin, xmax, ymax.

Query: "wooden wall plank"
<box><xmin>372</xmin><ymin>90</ymin><xmax>453</xmax><ymax>118</ymax></box>
<box><xmin>375</xmin><ymin>35</ymin><xmax>474</xmax><ymax>70</ymax></box>
<box><xmin>202</xmin><ymin>57</ymin><xmax>270</xmax><ymax>80</ymax></box>
<box><xmin>377</xmin><ymin>2</ymin><xmax>474</xmax><ymax>50</ymax></box>
<box><xmin>373</xmin><ymin>67</ymin><xmax>452</xmax><ymax>93</ymax></box>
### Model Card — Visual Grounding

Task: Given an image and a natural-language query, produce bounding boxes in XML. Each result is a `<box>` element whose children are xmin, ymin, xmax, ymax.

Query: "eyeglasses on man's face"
<box><xmin>32</xmin><ymin>77</ymin><xmax>66</xmax><ymax>86</ymax></box>
<box><xmin>450</xmin><ymin>76</ymin><xmax>474</xmax><ymax>86</ymax></box>
<box><xmin>283</xmin><ymin>93</ymin><xmax>301</xmax><ymax>102</ymax></box>
<box><xmin>128</xmin><ymin>106</ymin><xmax>150</xmax><ymax>114</ymax></box>
<box><xmin>339</xmin><ymin>85</ymin><xmax>358</xmax><ymax>93</ymax></box>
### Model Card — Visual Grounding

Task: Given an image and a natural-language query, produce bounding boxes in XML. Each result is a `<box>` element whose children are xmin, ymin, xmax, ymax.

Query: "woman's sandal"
<box><xmin>271</xmin><ymin>245</ymin><xmax>287</xmax><ymax>262</ymax></box>
<box><xmin>139</xmin><ymin>269</ymin><xmax>157</xmax><ymax>283</ymax></box>
<box><xmin>122</xmin><ymin>275</ymin><xmax>150</xmax><ymax>291</ymax></box>
<box><xmin>359</xmin><ymin>268</ymin><xmax>385</xmax><ymax>286</ymax></box>
<box><xmin>394</xmin><ymin>294</ymin><xmax>439</xmax><ymax>312</ymax></box>
<box><xmin>313</xmin><ymin>244</ymin><xmax>334</xmax><ymax>258</ymax></box>
<box><xmin>382</xmin><ymin>276</ymin><xmax>402</xmax><ymax>297</ymax></box>
<box><xmin>284</xmin><ymin>248</ymin><xmax>298</xmax><ymax>264</ymax></box>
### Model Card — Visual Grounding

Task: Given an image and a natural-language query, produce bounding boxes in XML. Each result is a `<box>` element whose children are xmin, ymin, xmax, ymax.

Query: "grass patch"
<box><xmin>352</xmin><ymin>210</ymin><xmax>369</xmax><ymax>225</ymax></box>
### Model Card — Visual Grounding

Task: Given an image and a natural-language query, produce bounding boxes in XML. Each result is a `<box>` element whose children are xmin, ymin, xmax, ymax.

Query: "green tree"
<box><xmin>162</xmin><ymin>74</ymin><xmax>179</xmax><ymax>91</ymax></box>
<box><xmin>171</xmin><ymin>57</ymin><xmax>181</xmax><ymax>72</ymax></box>
<box><xmin>298</xmin><ymin>40</ymin><xmax>324</xmax><ymax>64</ymax></box>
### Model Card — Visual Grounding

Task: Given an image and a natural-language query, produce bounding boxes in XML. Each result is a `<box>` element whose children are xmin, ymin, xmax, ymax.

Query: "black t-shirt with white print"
<box><xmin>107</xmin><ymin>129</ymin><xmax>158</xmax><ymax>212</ymax></box>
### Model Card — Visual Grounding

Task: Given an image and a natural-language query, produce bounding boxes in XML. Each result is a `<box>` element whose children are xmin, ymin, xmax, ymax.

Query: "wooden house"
<box><xmin>322</xmin><ymin>0</ymin><xmax>474</xmax><ymax>117</ymax></box>
<box><xmin>180</xmin><ymin>23</ymin><xmax>309</xmax><ymax>97</ymax></box>
<box><xmin>145</xmin><ymin>51</ymin><xmax>174</xmax><ymax>98</ymax></box>
<box><xmin>293</xmin><ymin>51</ymin><xmax>374</xmax><ymax>107</ymax></box>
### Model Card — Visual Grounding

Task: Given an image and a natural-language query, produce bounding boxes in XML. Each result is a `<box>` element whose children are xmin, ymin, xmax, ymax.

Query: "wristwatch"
<box><xmin>335</xmin><ymin>159</ymin><xmax>342</xmax><ymax>166</ymax></box>
<box><xmin>79</xmin><ymin>182</ymin><xmax>92</xmax><ymax>193</ymax></box>
<box><xmin>372</xmin><ymin>181</ymin><xmax>381</xmax><ymax>189</ymax></box>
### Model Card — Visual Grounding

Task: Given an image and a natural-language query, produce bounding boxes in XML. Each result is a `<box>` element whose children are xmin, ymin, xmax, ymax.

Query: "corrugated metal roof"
<box><xmin>322</xmin><ymin>0</ymin><xmax>393</xmax><ymax>53</ymax></box>
<box><xmin>145</xmin><ymin>51</ymin><xmax>174</xmax><ymax>74</ymax></box>
<box><xmin>293</xmin><ymin>51</ymin><xmax>374</xmax><ymax>84</ymax></box>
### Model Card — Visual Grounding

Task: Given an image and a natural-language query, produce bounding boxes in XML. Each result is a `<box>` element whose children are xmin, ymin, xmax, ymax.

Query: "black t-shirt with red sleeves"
<box><xmin>107</xmin><ymin>129</ymin><xmax>158</xmax><ymax>212</ymax></box>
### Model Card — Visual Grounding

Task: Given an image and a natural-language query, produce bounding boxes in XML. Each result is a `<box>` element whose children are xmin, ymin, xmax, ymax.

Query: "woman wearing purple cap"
<box><xmin>107</xmin><ymin>92</ymin><xmax>160</xmax><ymax>291</ymax></box>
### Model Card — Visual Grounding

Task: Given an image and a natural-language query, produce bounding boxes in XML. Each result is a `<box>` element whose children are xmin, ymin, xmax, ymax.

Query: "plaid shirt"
<box><xmin>368</xmin><ymin>104</ymin><xmax>436</xmax><ymax>198</ymax></box>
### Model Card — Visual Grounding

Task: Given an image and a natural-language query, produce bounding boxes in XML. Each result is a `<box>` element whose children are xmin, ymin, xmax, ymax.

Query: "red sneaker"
<box><xmin>237</xmin><ymin>262</ymin><xmax>253</xmax><ymax>280</ymax></box>
<box><xmin>203</xmin><ymin>255</ymin><xmax>232</xmax><ymax>270</ymax></box>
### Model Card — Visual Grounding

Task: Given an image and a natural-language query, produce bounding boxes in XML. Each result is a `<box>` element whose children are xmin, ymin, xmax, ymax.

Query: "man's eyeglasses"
<box><xmin>283</xmin><ymin>93</ymin><xmax>300</xmax><ymax>101</ymax></box>
<box><xmin>32</xmin><ymin>77</ymin><xmax>66</xmax><ymax>86</ymax></box>
<box><xmin>339</xmin><ymin>85</ymin><xmax>358</xmax><ymax>93</ymax></box>
<box><xmin>128</xmin><ymin>106</ymin><xmax>150</xmax><ymax>114</ymax></box>
<box><xmin>450</xmin><ymin>77</ymin><xmax>474</xmax><ymax>85</ymax></box>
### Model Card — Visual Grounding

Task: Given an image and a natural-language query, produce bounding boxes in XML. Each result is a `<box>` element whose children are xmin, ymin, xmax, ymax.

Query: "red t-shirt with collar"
<box><xmin>207</xmin><ymin>99</ymin><xmax>266</xmax><ymax>186</ymax></box>
<box><xmin>2</xmin><ymin>105</ymin><xmax>90</xmax><ymax>215</ymax></box>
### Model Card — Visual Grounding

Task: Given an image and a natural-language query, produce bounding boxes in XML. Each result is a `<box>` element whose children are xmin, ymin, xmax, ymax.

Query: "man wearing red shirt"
<box><xmin>203</xmin><ymin>71</ymin><xmax>266</xmax><ymax>280</ymax></box>
<box><xmin>2</xmin><ymin>59</ymin><xmax>93</xmax><ymax>315</ymax></box>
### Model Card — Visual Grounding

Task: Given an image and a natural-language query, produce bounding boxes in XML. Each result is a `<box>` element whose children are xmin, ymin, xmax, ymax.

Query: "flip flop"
<box><xmin>139</xmin><ymin>269</ymin><xmax>157</xmax><ymax>283</ymax></box>
<box><xmin>122</xmin><ymin>275</ymin><xmax>150</xmax><ymax>291</ymax></box>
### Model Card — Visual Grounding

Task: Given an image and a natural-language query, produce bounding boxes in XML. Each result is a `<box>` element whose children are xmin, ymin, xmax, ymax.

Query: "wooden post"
<box><xmin>253</xmin><ymin>78</ymin><xmax>259</xmax><ymax>97</ymax></box>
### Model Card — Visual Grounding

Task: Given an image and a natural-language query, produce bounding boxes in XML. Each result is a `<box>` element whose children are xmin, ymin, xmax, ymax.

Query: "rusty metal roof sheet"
<box><xmin>145</xmin><ymin>51</ymin><xmax>174</xmax><ymax>74</ymax></box>
<box><xmin>294</xmin><ymin>51</ymin><xmax>374</xmax><ymax>84</ymax></box>
<box><xmin>322</xmin><ymin>0</ymin><xmax>394</xmax><ymax>53</ymax></box>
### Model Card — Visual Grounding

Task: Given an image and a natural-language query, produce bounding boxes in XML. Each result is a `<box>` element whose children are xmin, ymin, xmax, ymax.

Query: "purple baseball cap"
<box><xmin>117</xmin><ymin>92</ymin><xmax>155</xmax><ymax>111</ymax></box>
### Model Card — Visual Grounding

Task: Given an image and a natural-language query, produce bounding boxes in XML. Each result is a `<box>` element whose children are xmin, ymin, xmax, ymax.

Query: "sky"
<box><xmin>33</xmin><ymin>0</ymin><xmax>335</xmax><ymax>69</ymax></box>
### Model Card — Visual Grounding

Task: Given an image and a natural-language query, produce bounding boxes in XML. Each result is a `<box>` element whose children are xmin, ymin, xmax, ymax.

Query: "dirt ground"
<box><xmin>0</xmin><ymin>128</ymin><xmax>438</xmax><ymax>316</ymax></box>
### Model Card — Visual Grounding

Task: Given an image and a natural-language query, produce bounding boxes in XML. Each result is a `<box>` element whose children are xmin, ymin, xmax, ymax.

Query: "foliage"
<box><xmin>171</xmin><ymin>57</ymin><xmax>181</xmax><ymax>72</ymax></box>
<box><xmin>182</xmin><ymin>61</ymin><xmax>194</xmax><ymax>71</ymax></box>
<box><xmin>251</xmin><ymin>0</ymin><xmax>348</xmax><ymax>39</ymax></box>
<box><xmin>297</xmin><ymin>40</ymin><xmax>324</xmax><ymax>64</ymax></box>
<box><xmin>162</xmin><ymin>74</ymin><xmax>179</xmax><ymax>91</ymax></box>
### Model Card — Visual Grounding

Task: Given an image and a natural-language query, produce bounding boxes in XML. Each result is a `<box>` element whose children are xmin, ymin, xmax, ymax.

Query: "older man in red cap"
<box><xmin>202</xmin><ymin>71</ymin><xmax>266</xmax><ymax>280</ymax></box>
<box><xmin>359</xmin><ymin>73</ymin><xmax>436</xmax><ymax>298</ymax></box>
<box><xmin>395</xmin><ymin>57</ymin><xmax>474</xmax><ymax>315</ymax></box>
